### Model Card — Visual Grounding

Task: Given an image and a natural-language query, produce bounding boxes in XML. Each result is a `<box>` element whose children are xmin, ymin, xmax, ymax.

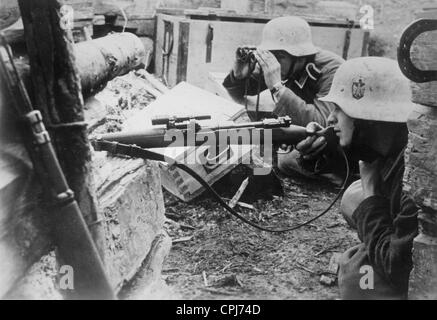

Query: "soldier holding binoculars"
<box><xmin>223</xmin><ymin>16</ymin><xmax>346</xmax><ymax>183</ymax></box>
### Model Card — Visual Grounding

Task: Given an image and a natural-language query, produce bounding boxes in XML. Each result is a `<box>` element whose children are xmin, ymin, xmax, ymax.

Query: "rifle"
<box><xmin>0</xmin><ymin>35</ymin><xmax>115</xmax><ymax>299</ymax></box>
<box><xmin>91</xmin><ymin>115</ymin><xmax>348</xmax><ymax>234</ymax></box>
<box><xmin>92</xmin><ymin>115</ymin><xmax>338</xmax><ymax>153</ymax></box>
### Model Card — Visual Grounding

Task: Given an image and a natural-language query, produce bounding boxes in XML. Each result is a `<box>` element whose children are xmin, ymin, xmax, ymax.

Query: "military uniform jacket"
<box><xmin>223</xmin><ymin>49</ymin><xmax>344</xmax><ymax>127</ymax></box>
<box><xmin>352</xmin><ymin>150</ymin><xmax>418</xmax><ymax>295</ymax></box>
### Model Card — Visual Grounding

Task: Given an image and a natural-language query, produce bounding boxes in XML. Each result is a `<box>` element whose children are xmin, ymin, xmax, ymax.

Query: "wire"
<box><xmin>115</xmin><ymin>4</ymin><xmax>128</xmax><ymax>32</ymax></box>
<box><xmin>173</xmin><ymin>145</ymin><xmax>349</xmax><ymax>233</ymax></box>
<box><xmin>97</xmin><ymin>141</ymin><xmax>350</xmax><ymax>234</ymax></box>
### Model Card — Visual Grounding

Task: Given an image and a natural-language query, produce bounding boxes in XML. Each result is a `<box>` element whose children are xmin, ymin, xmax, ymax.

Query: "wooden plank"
<box><xmin>155</xmin><ymin>14</ymin><xmax>184</xmax><ymax>87</ymax></box>
<box><xmin>342</xmin><ymin>29</ymin><xmax>351</xmax><ymax>60</ymax></box>
<box><xmin>361</xmin><ymin>31</ymin><xmax>370</xmax><ymax>57</ymax></box>
<box><xmin>93</xmin><ymin>154</ymin><xmax>165</xmax><ymax>292</ymax></box>
<box><xmin>184</xmin><ymin>19</ymin><xmax>364</xmax><ymax>90</ymax></box>
<box><xmin>176</xmin><ymin>21</ymin><xmax>190</xmax><ymax>83</ymax></box>
<box><xmin>155</xmin><ymin>14</ymin><xmax>366</xmax><ymax>88</ymax></box>
<box><xmin>183</xmin><ymin>8</ymin><xmax>361</xmax><ymax>28</ymax></box>
<box><xmin>114</xmin><ymin>17</ymin><xmax>156</xmax><ymax>37</ymax></box>
<box><xmin>155</xmin><ymin>13</ymin><xmax>365</xmax><ymax>88</ymax></box>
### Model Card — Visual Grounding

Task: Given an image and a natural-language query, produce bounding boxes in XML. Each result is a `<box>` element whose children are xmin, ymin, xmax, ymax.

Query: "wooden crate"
<box><xmin>121</xmin><ymin>82</ymin><xmax>254</xmax><ymax>202</ymax></box>
<box><xmin>154</xmin><ymin>9</ymin><xmax>368</xmax><ymax>89</ymax></box>
<box><xmin>160</xmin><ymin>144</ymin><xmax>254</xmax><ymax>202</ymax></box>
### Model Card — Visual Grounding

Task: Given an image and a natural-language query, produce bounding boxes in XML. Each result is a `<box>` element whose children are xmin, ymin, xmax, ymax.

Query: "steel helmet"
<box><xmin>320</xmin><ymin>57</ymin><xmax>416</xmax><ymax>122</ymax></box>
<box><xmin>258</xmin><ymin>16</ymin><xmax>319</xmax><ymax>57</ymax></box>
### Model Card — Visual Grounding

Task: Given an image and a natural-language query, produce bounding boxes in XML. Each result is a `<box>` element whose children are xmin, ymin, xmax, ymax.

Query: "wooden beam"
<box><xmin>17</xmin><ymin>0</ymin><xmax>106</xmax><ymax>276</ymax></box>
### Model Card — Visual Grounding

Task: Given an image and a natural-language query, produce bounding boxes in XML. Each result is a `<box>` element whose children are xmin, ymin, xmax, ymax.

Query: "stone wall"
<box><xmin>403</xmin><ymin>7</ymin><xmax>437</xmax><ymax>300</ymax></box>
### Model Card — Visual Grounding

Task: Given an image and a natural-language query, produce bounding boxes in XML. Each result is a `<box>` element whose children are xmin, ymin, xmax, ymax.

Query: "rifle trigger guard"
<box><xmin>398</xmin><ymin>18</ymin><xmax>437</xmax><ymax>83</ymax></box>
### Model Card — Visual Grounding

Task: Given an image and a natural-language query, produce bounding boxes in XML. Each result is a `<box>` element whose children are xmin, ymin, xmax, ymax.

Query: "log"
<box><xmin>74</xmin><ymin>32</ymin><xmax>149</xmax><ymax>95</ymax></box>
<box><xmin>0</xmin><ymin>0</ymin><xmax>20</xmax><ymax>30</ymax></box>
<box><xmin>10</xmin><ymin>32</ymin><xmax>152</xmax><ymax>97</ymax></box>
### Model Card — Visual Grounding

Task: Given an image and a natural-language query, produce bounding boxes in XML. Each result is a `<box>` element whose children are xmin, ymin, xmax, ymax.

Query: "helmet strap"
<box><xmin>348</xmin><ymin>120</ymin><xmax>383</xmax><ymax>163</ymax></box>
<box><xmin>348</xmin><ymin>120</ymin><xmax>408</xmax><ymax>163</ymax></box>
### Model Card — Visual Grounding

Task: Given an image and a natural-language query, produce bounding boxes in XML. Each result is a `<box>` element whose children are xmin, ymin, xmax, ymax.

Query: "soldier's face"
<box><xmin>328</xmin><ymin>106</ymin><xmax>355</xmax><ymax>147</ymax></box>
<box><xmin>272</xmin><ymin>51</ymin><xmax>293</xmax><ymax>79</ymax></box>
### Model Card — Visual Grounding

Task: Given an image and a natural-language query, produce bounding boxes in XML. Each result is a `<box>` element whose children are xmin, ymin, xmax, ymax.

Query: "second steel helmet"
<box><xmin>258</xmin><ymin>16</ymin><xmax>319</xmax><ymax>57</ymax></box>
<box><xmin>320</xmin><ymin>57</ymin><xmax>417</xmax><ymax>122</ymax></box>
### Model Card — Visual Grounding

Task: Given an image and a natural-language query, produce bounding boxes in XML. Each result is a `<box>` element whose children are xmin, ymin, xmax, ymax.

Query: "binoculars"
<box><xmin>236</xmin><ymin>46</ymin><xmax>257</xmax><ymax>64</ymax></box>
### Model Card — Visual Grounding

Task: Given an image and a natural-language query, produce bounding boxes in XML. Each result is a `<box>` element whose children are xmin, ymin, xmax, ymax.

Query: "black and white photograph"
<box><xmin>0</xmin><ymin>0</ymin><xmax>436</xmax><ymax>305</ymax></box>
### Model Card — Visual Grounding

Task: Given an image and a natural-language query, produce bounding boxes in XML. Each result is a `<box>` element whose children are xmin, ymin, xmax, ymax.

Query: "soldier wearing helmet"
<box><xmin>223</xmin><ymin>16</ymin><xmax>345</xmax><ymax>182</ymax></box>
<box><xmin>296</xmin><ymin>57</ymin><xmax>418</xmax><ymax>299</ymax></box>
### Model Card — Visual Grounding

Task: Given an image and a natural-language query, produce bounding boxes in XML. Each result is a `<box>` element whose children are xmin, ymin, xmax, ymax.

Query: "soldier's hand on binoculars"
<box><xmin>233</xmin><ymin>60</ymin><xmax>252</xmax><ymax>80</ymax></box>
<box><xmin>233</xmin><ymin>47</ymin><xmax>255</xmax><ymax>79</ymax></box>
<box><xmin>253</xmin><ymin>49</ymin><xmax>281</xmax><ymax>90</ymax></box>
<box><xmin>296</xmin><ymin>122</ymin><xmax>327</xmax><ymax>160</ymax></box>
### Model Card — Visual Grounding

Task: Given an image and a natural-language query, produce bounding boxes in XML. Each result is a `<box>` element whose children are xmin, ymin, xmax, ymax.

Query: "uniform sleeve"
<box><xmin>352</xmin><ymin>187</ymin><xmax>418</xmax><ymax>292</ymax></box>
<box><xmin>272</xmin><ymin>64</ymin><xmax>337</xmax><ymax>127</ymax></box>
<box><xmin>272</xmin><ymin>89</ymin><xmax>335</xmax><ymax>127</ymax></box>
<box><xmin>222</xmin><ymin>71</ymin><xmax>267</xmax><ymax>104</ymax></box>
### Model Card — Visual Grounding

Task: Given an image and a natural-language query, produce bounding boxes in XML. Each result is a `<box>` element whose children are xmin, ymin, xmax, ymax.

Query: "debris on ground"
<box><xmin>162</xmin><ymin>170</ymin><xmax>360</xmax><ymax>300</ymax></box>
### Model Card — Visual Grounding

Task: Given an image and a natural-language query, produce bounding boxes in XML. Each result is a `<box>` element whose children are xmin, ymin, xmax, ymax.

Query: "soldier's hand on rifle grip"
<box><xmin>296</xmin><ymin>122</ymin><xmax>327</xmax><ymax>160</ymax></box>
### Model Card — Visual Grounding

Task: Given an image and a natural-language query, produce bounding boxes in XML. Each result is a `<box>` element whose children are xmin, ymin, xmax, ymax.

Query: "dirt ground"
<box><xmin>161</xmin><ymin>170</ymin><xmax>360</xmax><ymax>300</ymax></box>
